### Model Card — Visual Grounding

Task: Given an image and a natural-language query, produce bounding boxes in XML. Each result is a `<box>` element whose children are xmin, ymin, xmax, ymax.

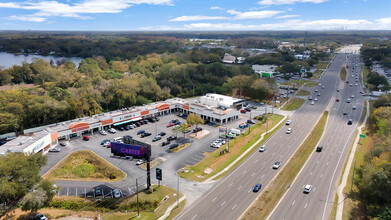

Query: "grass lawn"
<box><xmin>43</xmin><ymin>150</ymin><xmax>126</xmax><ymax>182</ymax></box>
<box><xmin>7</xmin><ymin>185</ymin><xmax>186</xmax><ymax>220</ymax></box>
<box><xmin>317</xmin><ymin>62</ymin><xmax>328</xmax><ymax>69</ymax></box>
<box><xmin>179</xmin><ymin>114</ymin><xmax>284</xmax><ymax>182</ymax></box>
<box><xmin>363</xmin><ymin>66</ymin><xmax>371</xmax><ymax>92</ymax></box>
<box><xmin>243</xmin><ymin>111</ymin><xmax>329</xmax><ymax>220</ymax></box>
<box><xmin>281</xmin><ymin>98</ymin><xmax>305</xmax><ymax>111</ymax></box>
<box><xmin>340</xmin><ymin>67</ymin><xmax>347</xmax><ymax>81</ymax></box>
<box><xmin>304</xmin><ymin>81</ymin><xmax>317</xmax><ymax>87</ymax></box>
<box><xmin>296</xmin><ymin>90</ymin><xmax>310</xmax><ymax>96</ymax></box>
<box><xmin>170</xmin><ymin>143</ymin><xmax>191</xmax><ymax>152</ymax></box>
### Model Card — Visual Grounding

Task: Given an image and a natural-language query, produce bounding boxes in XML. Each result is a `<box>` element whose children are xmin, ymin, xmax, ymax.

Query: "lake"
<box><xmin>0</xmin><ymin>52</ymin><xmax>84</xmax><ymax>69</ymax></box>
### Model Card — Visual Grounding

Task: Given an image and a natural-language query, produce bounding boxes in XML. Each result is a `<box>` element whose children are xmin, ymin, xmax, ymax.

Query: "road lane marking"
<box><xmin>191</xmin><ymin>214</ymin><xmax>197</xmax><ymax>220</ymax></box>
<box><xmin>310</xmin><ymin>171</ymin><xmax>313</xmax><ymax>175</ymax></box>
<box><xmin>292</xmin><ymin>200</ymin><xmax>296</xmax><ymax>206</ymax></box>
<box><xmin>280</xmin><ymin>154</ymin><xmax>283</xmax><ymax>158</ymax></box>
<box><xmin>304</xmin><ymin>203</ymin><xmax>308</xmax><ymax>209</ymax></box>
<box><xmin>243</xmin><ymin>170</ymin><xmax>247</xmax><ymax>174</ymax></box>
<box><xmin>327</xmin><ymin>162</ymin><xmax>329</xmax><ymax>166</ymax></box>
<box><xmin>228</xmin><ymin>182</ymin><xmax>233</xmax><ymax>187</ymax></box>
<box><xmin>317</xmin><ymin>160</ymin><xmax>319</xmax><ymax>164</ymax></box>
<box><xmin>252</xmin><ymin>172</ymin><xmax>255</xmax><ymax>177</ymax></box>
<box><xmin>321</xmin><ymin>174</ymin><xmax>324</xmax><ymax>178</ymax></box>
<box><xmin>261</xmin><ymin>174</ymin><xmax>265</xmax><ymax>179</ymax></box>
<box><xmin>263</xmin><ymin>162</ymin><xmax>266</xmax><ymax>165</ymax></box>
<box><xmin>238</xmin><ymin>185</ymin><xmax>242</xmax><ymax>190</ymax></box>
<box><xmin>248</xmin><ymin>188</ymin><xmax>252</xmax><ymax>193</ymax></box>
<box><xmin>221</xmin><ymin>201</ymin><xmax>227</xmax><ymax>207</ymax></box>
<box><xmin>232</xmin><ymin>204</ymin><xmax>237</xmax><ymax>209</ymax></box>
<box><xmin>314</xmin><ymin>187</ymin><xmax>316</xmax><ymax>192</ymax></box>
<box><xmin>212</xmin><ymin>197</ymin><xmax>217</xmax><ymax>202</ymax></box>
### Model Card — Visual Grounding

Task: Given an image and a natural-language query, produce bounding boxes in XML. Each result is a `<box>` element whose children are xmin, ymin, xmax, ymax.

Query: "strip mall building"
<box><xmin>0</xmin><ymin>94</ymin><xmax>245</xmax><ymax>155</ymax></box>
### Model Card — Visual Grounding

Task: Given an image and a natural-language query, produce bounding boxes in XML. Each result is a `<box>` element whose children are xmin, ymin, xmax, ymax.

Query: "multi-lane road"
<box><xmin>269</xmin><ymin>54</ymin><xmax>364</xmax><ymax>220</ymax></box>
<box><xmin>176</xmin><ymin>54</ymin><xmax>348</xmax><ymax>220</ymax></box>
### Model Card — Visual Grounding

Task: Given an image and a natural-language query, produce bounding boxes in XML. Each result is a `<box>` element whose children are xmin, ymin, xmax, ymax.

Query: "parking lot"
<box><xmin>41</xmin><ymin>106</ymin><xmax>276</xmax><ymax>197</ymax></box>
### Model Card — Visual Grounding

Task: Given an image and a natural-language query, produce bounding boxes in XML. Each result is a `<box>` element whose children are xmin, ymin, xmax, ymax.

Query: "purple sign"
<box><xmin>111</xmin><ymin>142</ymin><xmax>147</xmax><ymax>158</ymax></box>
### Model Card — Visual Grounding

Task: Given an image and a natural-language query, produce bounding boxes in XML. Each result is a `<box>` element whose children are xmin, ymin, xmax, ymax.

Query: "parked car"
<box><xmin>152</xmin><ymin>136</ymin><xmax>162</xmax><ymax>142</ymax></box>
<box><xmin>167</xmin><ymin>136</ymin><xmax>177</xmax><ymax>141</ymax></box>
<box><xmin>135</xmin><ymin>122</ymin><xmax>141</xmax><ymax>127</ymax></box>
<box><xmin>161</xmin><ymin>140</ymin><xmax>170</xmax><ymax>146</ymax></box>
<box><xmin>118</xmin><ymin>126</ymin><xmax>124</xmax><ymax>131</ymax></box>
<box><xmin>108</xmin><ymin>128</ymin><xmax>116</xmax><ymax>133</ymax></box>
<box><xmin>136</xmin><ymin>159</ymin><xmax>145</xmax><ymax>165</ymax></box>
<box><xmin>286</xmin><ymin>128</ymin><xmax>292</xmax><ymax>134</ymax></box>
<box><xmin>174</xmin><ymin>121</ymin><xmax>181</xmax><ymax>125</ymax></box>
<box><xmin>158</xmin><ymin>132</ymin><xmax>166</xmax><ymax>136</ymax></box>
<box><xmin>169</xmin><ymin>143</ymin><xmax>179</xmax><ymax>149</ymax></box>
<box><xmin>167</xmin><ymin>122</ymin><xmax>175</xmax><ymax>127</ymax></box>
<box><xmin>311</xmin><ymin>101</ymin><xmax>315</xmax><ymax>105</ymax></box>
<box><xmin>259</xmin><ymin>145</ymin><xmax>266</xmax><ymax>152</ymax></box>
<box><xmin>141</xmin><ymin>132</ymin><xmax>151</xmax><ymax>138</ymax></box>
<box><xmin>240</xmin><ymin>109</ymin><xmax>247</xmax><ymax>114</ymax></box>
<box><xmin>303</xmin><ymin>185</ymin><xmax>312</xmax><ymax>194</ymax></box>
<box><xmin>113</xmin><ymin>189</ymin><xmax>121</xmax><ymax>198</ymax></box>
<box><xmin>95</xmin><ymin>187</ymin><xmax>102</xmax><ymax>196</ymax></box>
<box><xmin>104</xmin><ymin>142</ymin><xmax>111</xmax><ymax>148</ymax></box>
<box><xmin>124</xmin><ymin>125</ymin><xmax>130</xmax><ymax>130</ymax></box>
<box><xmin>193</xmin><ymin>127</ymin><xmax>202</xmax><ymax>133</ymax></box>
<box><xmin>83</xmin><ymin>136</ymin><xmax>90</xmax><ymax>141</ymax></box>
<box><xmin>35</xmin><ymin>214</ymin><xmax>48</xmax><ymax>220</ymax></box>
<box><xmin>99</xmin><ymin>130</ymin><xmax>107</xmax><ymax>135</ymax></box>
<box><xmin>59</xmin><ymin>141</ymin><xmax>67</xmax><ymax>146</ymax></box>
<box><xmin>239</xmin><ymin>123</ymin><xmax>249</xmax><ymax>129</ymax></box>
<box><xmin>101</xmin><ymin>139</ymin><xmax>110</xmax><ymax>145</ymax></box>
<box><xmin>137</xmin><ymin>130</ymin><xmax>145</xmax><ymax>135</ymax></box>
<box><xmin>247</xmin><ymin>119</ymin><xmax>256</xmax><ymax>124</ymax></box>
<box><xmin>253</xmin><ymin>183</ymin><xmax>262</xmax><ymax>192</ymax></box>
<box><xmin>49</xmin><ymin>147</ymin><xmax>61</xmax><ymax>152</ymax></box>
<box><xmin>215</xmin><ymin>139</ymin><xmax>226</xmax><ymax>144</ymax></box>
<box><xmin>273</xmin><ymin>162</ymin><xmax>281</xmax><ymax>169</ymax></box>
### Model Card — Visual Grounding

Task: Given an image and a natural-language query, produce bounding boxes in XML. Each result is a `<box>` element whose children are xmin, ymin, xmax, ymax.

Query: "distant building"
<box><xmin>252</xmin><ymin>65</ymin><xmax>278</xmax><ymax>77</ymax></box>
<box><xmin>294</xmin><ymin>54</ymin><xmax>310</xmax><ymax>60</ymax></box>
<box><xmin>236</xmin><ymin>57</ymin><xmax>245</xmax><ymax>64</ymax></box>
<box><xmin>223</xmin><ymin>53</ymin><xmax>236</xmax><ymax>64</ymax></box>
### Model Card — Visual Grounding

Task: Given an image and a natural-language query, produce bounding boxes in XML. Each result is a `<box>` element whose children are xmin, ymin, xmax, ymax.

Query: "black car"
<box><xmin>162</xmin><ymin>140</ymin><xmax>170</xmax><ymax>146</ymax></box>
<box><xmin>95</xmin><ymin>187</ymin><xmax>102</xmax><ymax>197</ymax></box>
<box><xmin>348</xmin><ymin>119</ymin><xmax>353</xmax><ymax>125</ymax></box>
<box><xmin>49</xmin><ymin>147</ymin><xmax>61</xmax><ymax>152</ymax></box>
<box><xmin>152</xmin><ymin>136</ymin><xmax>162</xmax><ymax>142</ymax></box>
<box><xmin>158</xmin><ymin>132</ymin><xmax>166</xmax><ymax>136</ymax></box>
<box><xmin>316</xmin><ymin>146</ymin><xmax>323</xmax><ymax>152</ymax></box>
<box><xmin>169</xmin><ymin>143</ymin><xmax>179</xmax><ymax>149</ymax></box>
<box><xmin>143</xmin><ymin>120</ymin><xmax>148</xmax><ymax>124</ymax></box>
<box><xmin>174</xmin><ymin>121</ymin><xmax>181</xmax><ymax>125</ymax></box>
<box><xmin>118</xmin><ymin>126</ymin><xmax>124</xmax><ymax>131</ymax></box>
<box><xmin>193</xmin><ymin>127</ymin><xmax>202</xmax><ymax>133</ymax></box>
<box><xmin>124</xmin><ymin>125</ymin><xmax>130</xmax><ymax>130</ymax></box>
<box><xmin>170</xmin><ymin>119</ymin><xmax>179</xmax><ymax>123</ymax></box>
<box><xmin>167</xmin><ymin>136</ymin><xmax>177</xmax><ymax>141</ymax></box>
<box><xmin>247</xmin><ymin>119</ymin><xmax>256</xmax><ymax>124</ymax></box>
<box><xmin>123</xmin><ymin>135</ymin><xmax>133</xmax><ymax>140</ymax></box>
<box><xmin>141</xmin><ymin>132</ymin><xmax>152</xmax><ymax>138</ymax></box>
<box><xmin>139</xmin><ymin>121</ymin><xmax>144</xmax><ymax>125</ymax></box>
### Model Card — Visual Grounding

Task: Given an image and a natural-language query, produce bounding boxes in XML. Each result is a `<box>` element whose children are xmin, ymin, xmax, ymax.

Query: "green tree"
<box><xmin>37</xmin><ymin>179</ymin><xmax>59</xmax><ymax>203</ymax></box>
<box><xmin>186</xmin><ymin>113</ymin><xmax>204</xmax><ymax>136</ymax></box>
<box><xmin>20</xmin><ymin>189</ymin><xmax>47</xmax><ymax>214</ymax></box>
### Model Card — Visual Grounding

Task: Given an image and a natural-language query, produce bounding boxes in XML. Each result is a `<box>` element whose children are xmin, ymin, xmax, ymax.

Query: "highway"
<box><xmin>269</xmin><ymin>54</ymin><xmax>364</xmax><ymax>220</ymax></box>
<box><xmin>175</xmin><ymin>54</ymin><xmax>346</xmax><ymax>220</ymax></box>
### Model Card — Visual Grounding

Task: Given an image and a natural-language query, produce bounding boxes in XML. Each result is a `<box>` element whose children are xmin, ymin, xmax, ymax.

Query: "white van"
<box><xmin>113</xmin><ymin>137</ymin><xmax>123</xmax><ymax>143</ymax></box>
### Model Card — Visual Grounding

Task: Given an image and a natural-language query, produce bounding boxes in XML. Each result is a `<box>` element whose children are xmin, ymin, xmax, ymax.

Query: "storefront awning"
<box><xmin>132</xmin><ymin>117</ymin><xmax>143</xmax><ymax>121</ymax></box>
<box><xmin>113</xmin><ymin>120</ymin><xmax>132</xmax><ymax>126</ymax></box>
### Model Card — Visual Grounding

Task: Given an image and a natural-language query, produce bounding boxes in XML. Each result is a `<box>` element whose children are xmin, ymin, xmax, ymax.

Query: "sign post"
<box><xmin>359</xmin><ymin>134</ymin><xmax>366</xmax><ymax>138</ymax></box>
<box><xmin>156</xmin><ymin>168</ymin><xmax>162</xmax><ymax>187</ymax></box>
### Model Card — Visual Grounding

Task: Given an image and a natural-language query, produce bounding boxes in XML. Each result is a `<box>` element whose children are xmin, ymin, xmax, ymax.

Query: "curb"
<box><xmin>204</xmin><ymin>114</ymin><xmax>287</xmax><ymax>183</ymax></box>
<box><xmin>335</xmin><ymin>100</ymin><xmax>369</xmax><ymax>220</ymax></box>
<box><xmin>158</xmin><ymin>195</ymin><xmax>186</xmax><ymax>220</ymax></box>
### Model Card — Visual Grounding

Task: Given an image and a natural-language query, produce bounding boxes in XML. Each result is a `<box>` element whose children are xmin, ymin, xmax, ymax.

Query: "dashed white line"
<box><xmin>191</xmin><ymin>214</ymin><xmax>198</xmax><ymax>220</ymax></box>
<box><xmin>317</xmin><ymin>160</ymin><xmax>319</xmax><ymax>164</ymax></box>
<box><xmin>238</xmin><ymin>185</ymin><xmax>242</xmax><ymax>190</ymax></box>
<box><xmin>292</xmin><ymin>200</ymin><xmax>296</xmax><ymax>206</ymax></box>
<box><xmin>248</xmin><ymin>188</ymin><xmax>252</xmax><ymax>193</ymax></box>
<box><xmin>228</xmin><ymin>182</ymin><xmax>233</xmax><ymax>187</ymax></box>
<box><xmin>310</xmin><ymin>171</ymin><xmax>313</xmax><ymax>175</ymax></box>
<box><xmin>243</xmin><ymin>170</ymin><xmax>247</xmax><ymax>174</ymax></box>
<box><xmin>232</xmin><ymin>204</ymin><xmax>237</xmax><ymax>210</ymax></box>
<box><xmin>221</xmin><ymin>201</ymin><xmax>227</xmax><ymax>207</ymax></box>
<box><xmin>252</xmin><ymin>172</ymin><xmax>255</xmax><ymax>177</ymax></box>
<box><xmin>304</xmin><ymin>203</ymin><xmax>308</xmax><ymax>209</ymax></box>
<box><xmin>326</xmin><ymin>162</ymin><xmax>329</xmax><ymax>166</ymax></box>
<box><xmin>263</xmin><ymin>162</ymin><xmax>266</xmax><ymax>165</ymax></box>
<box><xmin>314</xmin><ymin>187</ymin><xmax>317</xmax><ymax>192</ymax></box>
<box><xmin>212</xmin><ymin>197</ymin><xmax>217</xmax><ymax>202</ymax></box>
<box><xmin>261</xmin><ymin>174</ymin><xmax>265</xmax><ymax>179</ymax></box>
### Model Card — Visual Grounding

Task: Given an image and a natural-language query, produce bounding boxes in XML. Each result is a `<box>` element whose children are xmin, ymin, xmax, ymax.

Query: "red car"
<box><xmin>240</xmin><ymin>109</ymin><xmax>247</xmax><ymax>113</ymax></box>
<box><xmin>336</xmin><ymin>99</ymin><xmax>339</xmax><ymax>102</ymax></box>
<box><xmin>83</xmin><ymin>136</ymin><xmax>90</xmax><ymax>141</ymax></box>
<box><xmin>167</xmin><ymin>123</ymin><xmax>175</xmax><ymax>127</ymax></box>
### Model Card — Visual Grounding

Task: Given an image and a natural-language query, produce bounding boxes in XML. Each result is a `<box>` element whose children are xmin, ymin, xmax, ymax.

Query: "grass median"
<box><xmin>340</xmin><ymin>67</ymin><xmax>347</xmax><ymax>81</ymax></box>
<box><xmin>242</xmin><ymin>111</ymin><xmax>329</xmax><ymax>220</ymax></box>
<box><xmin>304</xmin><ymin>81</ymin><xmax>318</xmax><ymax>87</ymax></box>
<box><xmin>317</xmin><ymin>62</ymin><xmax>329</xmax><ymax>69</ymax></box>
<box><xmin>43</xmin><ymin>150</ymin><xmax>126</xmax><ymax>182</ymax></box>
<box><xmin>296</xmin><ymin>89</ymin><xmax>310</xmax><ymax>96</ymax></box>
<box><xmin>281</xmin><ymin>98</ymin><xmax>305</xmax><ymax>111</ymax></box>
<box><xmin>282</xmin><ymin>79</ymin><xmax>310</xmax><ymax>88</ymax></box>
<box><xmin>179</xmin><ymin>114</ymin><xmax>284</xmax><ymax>182</ymax></box>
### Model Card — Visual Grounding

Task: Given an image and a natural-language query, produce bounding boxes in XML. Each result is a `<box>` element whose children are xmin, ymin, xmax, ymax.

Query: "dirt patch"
<box><xmin>139</xmin><ymin>157</ymin><xmax>166</xmax><ymax>170</ymax></box>
<box><xmin>170</xmin><ymin>143</ymin><xmax>191</xmax><ymax>153</ymax></box>
<box><xmin>189</xmin><ymin>130</ymin><xmax>210</xmax><ymax>139</ymax></box>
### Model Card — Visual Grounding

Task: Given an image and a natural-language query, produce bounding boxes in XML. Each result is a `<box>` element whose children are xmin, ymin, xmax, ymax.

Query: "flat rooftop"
<box><xmin>0</xmin><ymin>130</ymin><xmax>49</xmax><ymax>153</ymax></box>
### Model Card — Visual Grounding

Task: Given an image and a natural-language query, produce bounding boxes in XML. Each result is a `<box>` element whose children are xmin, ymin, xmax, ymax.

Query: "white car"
<box><xmin>304</xmin><ymin>185</ymin><xmax>312</xmax><ymax>193</ymax></box>
<box><xmin>317</xmin><ymin>93</ymin><xmax>321</xmax><ymax>96</ymax></box>
<box><xmin>99</xmin><ymin>130</ymin><xmax>107</xmax><ymax>135</ymax></box>
<box><xmin>113</xmin><ymin>189</ymin><xmax>121</xmax><ymax>198</ymax></box>
<box><xmin>311</xmin><ymin>101</ymin><xmax>315</xmax><ymax>105</ymax></box>
<box><xmin>352</xmin><ymin>106</ymin><xmax>357</xmax><ymax>110</ymax></box>
<box><xmin>108</xmin><ymin>128</ymin><xmax>116</xmax><ymax>133</ymax></box>
<box><xmin>259</xmin><ymin>145</ymin><xmax>266</xmax><ymax>152</ymax></box>
<box><xmin>215</xmin><ymin>139</ymin><xmax>226</xmax><ymax>144</ymax></box>
<box><xmin>211</xmin><ymin>142</ymin><xmax>222</xmax><ymax>148</ymax></box>
<box><xmin>351</xmin><ymin>95</ymin><xmax>354</xmax><ymax>98</ymax></box>
<box><xmin>285</xmin><ymin>120</ymin><xmax>291</xmax><ymax>125</ymax></box>
<box><xmin>355</xmin><ymin>83</ymin><xmax>358</xmax><ymax>86</ymax></box>
<box><xmin>272</xmin><ymin>162</ymin><xmax>281</xmax><ymax>169</ymax></box>
<box><xmin>286</xmin><ymin>128</ymin><xmax>292</xmax><ymax>134</ymax></box>
<box><xmin>136</xmin><ymin>159</ymin><xmax>145</xmax><ymax>165</ymax></box>
<box><xmin>314</xmin><ymin>98</ymin><xmax>318</xmax><ymax>101</ymax></box>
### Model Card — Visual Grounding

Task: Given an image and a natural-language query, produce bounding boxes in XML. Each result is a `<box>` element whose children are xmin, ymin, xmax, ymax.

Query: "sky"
<box><xmin>0</xmin><ymin>0</ymin><xmax>390</xmax><ymax>31</ymax></box>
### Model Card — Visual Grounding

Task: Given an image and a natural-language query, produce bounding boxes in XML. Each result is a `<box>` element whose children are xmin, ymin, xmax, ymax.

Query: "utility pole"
<box><xmin>248</xmin><ymin>112</ymin><xmax>252</xmax><ymax>134</ymax></box>
<box><xmin>136</xmin><ymin>179</ymin><xmax>140</xmax><ymax>216</ymax></box>
<box><xmin>177</xmin><ymin>169</ymin><xmax>180</xmax><ymax>208</ymax></box>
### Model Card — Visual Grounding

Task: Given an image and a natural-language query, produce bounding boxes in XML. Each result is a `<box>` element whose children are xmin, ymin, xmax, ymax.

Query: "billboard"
<box><xmin>111</xmin><ymin>142</ymin><xmax>148</xmax><ymax>158</ymax></box>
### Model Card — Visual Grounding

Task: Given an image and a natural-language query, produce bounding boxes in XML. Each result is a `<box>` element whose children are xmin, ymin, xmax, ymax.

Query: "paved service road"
<box><xmin>175</xmin><ymin>54</ymin><xmax>346</xmax><ymax>220</ymax></box>
<box><xmin>270</xmin><ymin>54</ymin><xmax>364</xmax><ymax>220</ymax></box>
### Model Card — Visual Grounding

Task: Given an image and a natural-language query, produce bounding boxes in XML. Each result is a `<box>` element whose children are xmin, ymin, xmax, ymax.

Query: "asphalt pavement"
<box><xmin>175</xmin><ymin>54</ymin><xmax>346</xmax><ymax>220</ymax></box>
<box><xmin>269</xmin><ymin>54</ymin><xmax>365</xmax><ymax>220</ymax></box>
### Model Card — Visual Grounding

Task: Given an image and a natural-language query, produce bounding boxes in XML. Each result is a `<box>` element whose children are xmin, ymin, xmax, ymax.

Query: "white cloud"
<box><xmin>210</xmin><ymin>6</ymin><xmax>223</xmax><ymax>10</ymax></box>
<box><xmin>376</xmin><ymin>17</ymin><xmax>391</xmax><ymax>25</ymax></box>
<box><xmin>258</xmin><ymin>0</ymin><xmax>328</xmax><ymax>5</ymax></box>
<box><xmin>0</xmin><ymin>0</ymin><xmax>173</xmax><ymax>22</ymax></box>
<box><xmin>170</xmin><ymin>15</ymin><xmax>228</xmax><ymax>22</ymax></box>
<box><xmin>227</xmin><ymin>10</ymin><xmax>284</xmax><ymax>19</ymax></box>
<box><xmin>276</xmin><ymin>14</ymin><xmax>299</xmax><ymax>18</ymax></box>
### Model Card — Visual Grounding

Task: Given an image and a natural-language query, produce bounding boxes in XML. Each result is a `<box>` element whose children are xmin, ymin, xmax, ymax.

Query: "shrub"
<box><xmin>109</xmin><ymin>173</ymin><xmax>117</xmax><ymax>180</ymax></box>
<box><xmin>72</xmin><ymin>163</ymin><xmax>95</xmax><ymax>178</ymax></box>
